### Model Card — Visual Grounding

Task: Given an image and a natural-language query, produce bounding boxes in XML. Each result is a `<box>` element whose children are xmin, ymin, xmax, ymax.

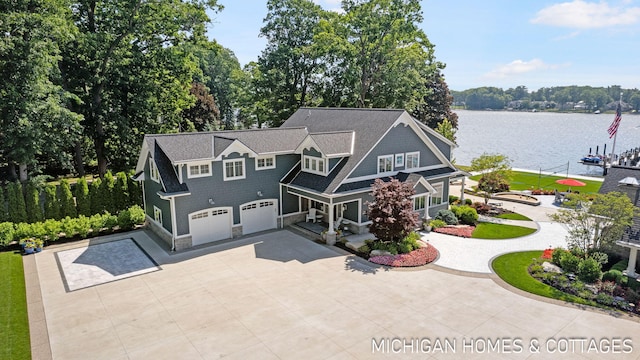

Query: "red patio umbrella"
<box><xmin>555</xmin><ymin>178</ymin><xmax>586</xmax><ymax>189</ymax></box>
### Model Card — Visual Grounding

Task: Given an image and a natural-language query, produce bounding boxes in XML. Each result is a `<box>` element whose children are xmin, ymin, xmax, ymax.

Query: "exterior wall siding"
<box><xmin>173</xmin><ymin>153</ymin><xmax>299</xmax><ymax>235</ymax></box>
<box><xmin>425</xmin><ymin>132</ymin><xmax>452</xmax><ymax>159</ymax></box>
<box><xmin>303</xmin><ymin>147</ymin><xmax>322</xmax><ymax>157</ymax></box>
<box><xmin>281</xmin><ymin>184</ymin><xmax>300</xmax><ymax>214</ymax></box>
<box><xmin>143</xmin><ymin>155</ymin><xmax>172</xmax><ymax>234</ymax></box>
<box><xmin>348</xmin><ymin>124</ymin><xmax>441</xmax><ymax>179</ymax></box>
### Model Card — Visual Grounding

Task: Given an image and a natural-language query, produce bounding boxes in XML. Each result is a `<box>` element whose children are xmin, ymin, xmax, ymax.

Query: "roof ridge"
<box><xmin>145</xmin><ymin>126</ymin><xmax>308</xmax><ymax>138</ymax></box>
<box><xmin>299</xmin><ymin>107</ymin><xmax>404</xmax><ymax>112</ymax></box>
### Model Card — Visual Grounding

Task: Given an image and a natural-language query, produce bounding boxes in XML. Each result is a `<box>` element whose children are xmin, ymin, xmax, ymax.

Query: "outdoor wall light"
<box><xmin>208</xmin><ymin>198</ymin><xmax>215</xmax><ymax>205</ymax></box>
<box><xmin>257</xmin><ymin>191</ymin><xmax>263</xmax><ymax>197</ymax></box>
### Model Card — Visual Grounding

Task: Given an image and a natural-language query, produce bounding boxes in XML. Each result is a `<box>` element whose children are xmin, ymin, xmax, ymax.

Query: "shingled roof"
<box><xmin>281</xmin><ymin>108</ymin><xmax>410</xmax><ymax>193</ymax></box>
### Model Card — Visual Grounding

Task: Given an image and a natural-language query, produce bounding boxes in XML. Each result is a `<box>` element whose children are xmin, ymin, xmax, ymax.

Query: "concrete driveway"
<box><xmin>28</xmin><ymin>229</ymin><xmax>640</xmax><ymax>359</ymax></box>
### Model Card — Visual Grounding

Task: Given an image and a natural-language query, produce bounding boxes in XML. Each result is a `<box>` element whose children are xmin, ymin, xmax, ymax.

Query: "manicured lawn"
<box><xmin>469</xmin><ymin>170</ymin><xmax>602</xmax><ymax>193</ymax></box>
<box><xmin>0</xmin><ymin>251</ymin><xmax>31</xmax><ymax>360</ymax></box>
<box><xmin>492</xmin><ymin>251</ymin><xmax>595</xmax><ymax>305</ymax></box>
<box><xmin>471</xmin><ymin>222</ymin><xmax>537</xmax><ymax>239</ymax></box>
<box><xmin>495</xmin><ymin>213</ymin><xmax>532</xmax><ymax>221</ymax></box>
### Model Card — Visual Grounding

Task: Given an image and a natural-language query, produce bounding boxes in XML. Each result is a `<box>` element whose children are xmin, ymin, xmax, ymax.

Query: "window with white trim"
<box><xmin>223</xmin><ymin>159</ymin><xmax>245</xmax><ymax>180</ymax></box>
<box><xmin>413</xmin><ymin>195</ymin><xmax>426</xmax><ymax>211</ymax></box>
<box><xmin>406</xmin><ymin>152</ymin><xmax>420</xmax><ymax>169</ymax></box>
<box><xmin>187</xmin><ymin>161</ymin><xmax>211</xmax><ymax>178</ymax></box>
<box><xmin>395</xmin><ymin>153</ymin><xmax>405</xmax><ymax>168</ymax></box>
<box><xmin>153</xmin><ymin>206</ymin><xmax>163</xmax><ymax>225</ymax></box>
<box><xmin>302</xmin><ymin>155</ymin><xmax>326</xmax><ymax>175</ymax></box>
<box><xmin>256</xmin><ymin>155</ymin><xmax>276</xmax><ymax>170</ymax></box>
<box><xmin>430</xmin><ymin>182</ymin><xmax>444</xmax><ymax>206</ymax></box>
<box><xmin>149</xmin><ymin>159</ymin><xmax>160</xmax><ymax>183</ymax></box>
<box><xmin>378</xmin><ymin>155</ymin><xmax>393</xmax><ymax>173</ymax></box>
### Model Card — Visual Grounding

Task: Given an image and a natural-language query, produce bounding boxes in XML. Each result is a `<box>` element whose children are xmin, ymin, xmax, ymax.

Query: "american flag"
<box><xmin>608</xmin><ymin>103</ymin><xmax>622</xmax><ymax>138</ymax></box>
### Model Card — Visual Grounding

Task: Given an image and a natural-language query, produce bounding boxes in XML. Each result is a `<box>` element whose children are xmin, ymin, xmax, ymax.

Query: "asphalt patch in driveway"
<box><xmin>56</xmin><ymin>238</ymin><xmax>160</xmax><ymax>292</ymax></box>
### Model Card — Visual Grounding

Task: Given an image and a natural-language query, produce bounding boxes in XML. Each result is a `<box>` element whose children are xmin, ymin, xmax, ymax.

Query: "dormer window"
<box><xmin>187</xmin><ymin>161</ymin><xmax>211</xmax><ymax>178</ymax></box>
<box><xmin>256</xmin><ymin>155</ymin><xmax>276</xmax><ymax>170</ymax></box>
<box><xmin>303</xmin><ymin>155</ymin><xmax>326</xmax><ymax>175</ymax></box>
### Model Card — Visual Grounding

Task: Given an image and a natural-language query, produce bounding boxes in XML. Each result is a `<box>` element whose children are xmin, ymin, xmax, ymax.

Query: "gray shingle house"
<box><xmin>599</xmin><ymin>165</ymin><xmax>640</xmax><ymax>277</ymax></box>
<box><xmin>135</xmin><ymin>108</ymin><xmax>466</xmax><ymax>250</ymax></box>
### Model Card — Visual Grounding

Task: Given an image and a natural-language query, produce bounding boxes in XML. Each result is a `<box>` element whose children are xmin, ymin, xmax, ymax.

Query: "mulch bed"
<box><xmin>368</xmin><ymin>244</ymin><xmax>438</xmax><ymax>267</ymax></box>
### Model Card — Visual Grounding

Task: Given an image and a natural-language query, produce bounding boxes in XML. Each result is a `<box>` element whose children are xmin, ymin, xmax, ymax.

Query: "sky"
<box><xmin>206</xmin><ymin>0</ymin><xmax>640</xmax><ymax>91</ymax></box>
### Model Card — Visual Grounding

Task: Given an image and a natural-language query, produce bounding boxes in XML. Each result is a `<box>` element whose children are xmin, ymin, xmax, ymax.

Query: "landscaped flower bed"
<box><xmin>433</xmin><ymin>225</ymin><xmax>475</xmax><ymax>238</ymax></box>
<box><xmin>529</xmin><ymin>248</ymin><xmax>640</xmax><ymax>315</ymax></box>
<box><xmin>369</xmin><ymin>244</ymin><xmax>438</xmax><ymax>267</ymax></box>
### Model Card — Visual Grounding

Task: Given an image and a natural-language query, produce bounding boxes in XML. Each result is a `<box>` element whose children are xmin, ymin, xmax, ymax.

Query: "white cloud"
<box><xmin>531</xmin><ymin>0</ymin><xmax>640</xmax><ymax>29</ymax></box>
<box><xmin>483</xmin><ymin>59</ymin><xmax>567</xmax><ymax>79</ymax></box>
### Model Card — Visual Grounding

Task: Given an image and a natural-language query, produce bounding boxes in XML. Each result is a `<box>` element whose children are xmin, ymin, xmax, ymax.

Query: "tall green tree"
<box><xmin>412</xmin><ymin>70</ymin><xmax>458</xmax><ymax>130</ymax></box>
<box><xmin>255</xmin><ymin>0</ymin><xmax>327</xmax><ymax>127</ymax></box>
<box><xmin>7</xmin><ymin>182</ymin><xmax>27</xmax><ymax>223</ymax></box>
<box><xmin>25</xmin><ymin>182</ymin><xmax>43</xmax><ymax>223</ymax></box>
<box><xmin>58</xmin><ymin>179</ymin><xmax>76</xmax><ymax>218</ymax></box>
<box><xmin>127</xmin><ymin>173</ymin><xmax>142</xmax><ymax>207</ymax></box>
<box><xmin>100</xmin><ymin>171</ymin><xmax>116</xmax><ymax>214</ymax></box>
<box><xmin>75</xmin><ymin>177</ymin><xmax>91</xmax><ymax>216</ymax></box>
<box><xmin>0</xmin><ymin>0</ymin><xmax>82</xmax><ymax>180</ymax></box>
<box><xmin>59</xmin><ymin>0</ymin><xmax>222</xmax><ymax>176</ymax></box>
<box><xmin>435</xmin><ymin>118</ymin><xmax>457</xmax><ymax>144</ymax></box>
<box><xmin>180</xmin><ymin>82</ymin><xmax>220</xmax><ymax>132</ymax></box>
<box><xmin>44</xmin><ymin>185</ymin><xmax>60</xmax><ymax>220</ymax></box>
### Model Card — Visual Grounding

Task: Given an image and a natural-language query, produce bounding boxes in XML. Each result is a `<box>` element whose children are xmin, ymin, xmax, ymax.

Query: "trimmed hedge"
<box><xmin>0</xmin><ymin>205</ymin><xmax>146</xmax><ymax>247</ymax></box>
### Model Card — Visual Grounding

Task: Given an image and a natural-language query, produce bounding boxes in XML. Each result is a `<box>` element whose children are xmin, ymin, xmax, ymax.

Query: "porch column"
<box><xmin>460</xmin><ymin>177</ymin><xmax>466</xmax><ymax>203</ymax></box>
<box><xmin>627</xmin><ymin>248</ymin><xmax>638</xmax><ymax>278</ymax></box>
<box><xmin>326</xmin><ymin>200</ymin><xmax>336</xmax><ymax>245</ymax></box>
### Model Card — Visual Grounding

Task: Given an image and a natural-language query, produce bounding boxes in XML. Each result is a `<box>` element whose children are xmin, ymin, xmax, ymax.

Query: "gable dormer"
<box><xmin>295</xmin><ymin>131</ymin><xmax>354</xmax><ymax>176</ymax></box>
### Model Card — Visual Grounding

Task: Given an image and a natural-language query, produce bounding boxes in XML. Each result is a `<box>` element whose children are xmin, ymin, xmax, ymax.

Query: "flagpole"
<box><xmin>610</xmin><ymin>92</ymin><xmax>622</xmax><ymax>167</ymax></box>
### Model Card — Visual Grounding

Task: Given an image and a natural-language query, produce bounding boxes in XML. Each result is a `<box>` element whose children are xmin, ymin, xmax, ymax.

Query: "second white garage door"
<box><xmin>240</xmin><ymin>199</ymin><xmax>277</xmax><ymax>235</ymax></box>
<box><xmin>189</xmin><ymin>207</ymin><xmax>232</xmax><ymax>246</ymax></box>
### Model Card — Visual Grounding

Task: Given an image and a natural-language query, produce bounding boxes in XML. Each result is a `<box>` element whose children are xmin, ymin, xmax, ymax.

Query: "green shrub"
<box><xmin>127</xmin><ymin>171</ymin><xmax>142</xmax><ymax>207</ymax></box>
<box><xmin>435</xmin><ymin>209</ymin><xmax>458</xmax><ymax>225</ymax></box>
<box><xmin>129</xmin><ymin>205</ymin><xmax>145</xmax><ymax>225</ymax></box>
<box><xmin>43</xmin><ymin>219</ymin><xmax>60</xmax><ymax>242</ymax></box>
<box><xmin>357</xmin><ymin>244</ymin><xmax>370</xmax><ymax>254</ymax></box>
<box><xmin>429</xmin><ymin>219</ymin><xmax>447</xmax><ymax>229</ymax></box>
<box><xmin>44</xmin><ymin>184</ymin><xmax>60</xmax><ymax>220</ymax></box>
<box><xmin>602</xmin><ymin>269</ymin><xmax>623</xmax><ymax>284</ymax></box>
<box><xmin>551</xmin><ymin>247</ymin><xmax>566</xmax><ymax>266</ymax></box>
<box><xmin>451</xmin><ymin>205</ymin><xmax>478</xmax><ymax>225</ymax></box>
<box><xmin>60</xmin><ymin>217</ymin><xmax>78</xmax><ymax>238</ymax></box>
<box><xmin>101</xmin><ymin>171</ymin><xmax>116</xmax><ymax>214</ymax></box>
<box><xmin>75</xmin><ymin>177</ymin><xmax>91</xmax><ymax>216</ymax></box>
<box><xmin>448</xmin><ymin>195</ymin><xmax>459</xmax><ymax>204</ymax></box>
<box><xmin>89</xmin><ymin>178</ymin><xmax>102</xmax><ymax>214</ymax></box>
<box><xmin>0</xmin><ymin>186</ymin><xmax>6</xmax><ymax>222</ymax></box>
<box><xmin>588</xmin><ymin>251</ymin><xmax>608</xmax><ymax>266</ymax></box>
<box><xmin>59</xmin><ymin>179</ymin><xmax>77</xmax><ymax>218</ymax></box>
<box><xmin>611</xmin><ymin>260</ymin><xmax>628</xmax><ymax>272</ymax></box>
<box><xmin>0</xmin><ymin>222</ymin><xmax>14</xmax><ymax>246</ymax></box>
<box><xmin>577</xmin><ymin>258</ymin><xmax>602</xmax><ymax>283</ymax></box>
<box><xmin>103</xmin><ymin>213</ymin><xmax>118</xmax><ymax>231</ymax></box>
<box><xmin>7</xmin><ymin>182</ymin><xmax>27</xmax><ymax>223</ymax></box>
<box><xmin>14</xmin><ymin>223</ymin><xmax>32</xmax><ymax>241</ymax></box>
<box><xmin>464</xmin><ymin>198</ymin><xmax>472</xmax><ymax>205</ymax></box>
<box><xmin>75</xmin><ymin>215</ymin><xmax>91</xmax><ymax>238</ymax></box>
<box><xmin>114</xmin><ymin>172</ymin><xmax>129</xmax><ymax>213</ymax></box>
<box><xmin>560</xmin><ymin>252</ymin><xmax>580</xmax><ymax>273</ymax></box>
<box><xmin>570</xmin><ymin>247</ymin><xmax>585</xmax><ymax>259</ymax></box>
<box><xmin>89</xmin><ymin>213</ymin><xmax>106</xmax><ymax>232</ymax></box>
<box><xmin>25</xmin><ymin>182</ymin><xmax>43</xmax><ymax>223</ymax></box>
<box><xmin>596</xmin><ymin>293</ymin><xmax>614</xmax><ymax>305</ymax></box>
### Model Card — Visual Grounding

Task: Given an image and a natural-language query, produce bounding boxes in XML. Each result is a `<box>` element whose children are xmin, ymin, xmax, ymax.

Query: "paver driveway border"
<box><xmin>25</xmin><ymin>228</ymin><xmax>640</xmax><ymax>359</ymax></box>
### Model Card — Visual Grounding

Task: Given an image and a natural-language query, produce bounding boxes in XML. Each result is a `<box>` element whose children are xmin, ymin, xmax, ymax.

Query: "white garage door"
<box><xmin>189</xmin><ymin>207</ymin><xmax>232</xmax><ymax>246</ymax></box>
<box><xmin>240</xmin><ymin>199</ymin><xmax>277</xmax><ymax>235</ymax></box>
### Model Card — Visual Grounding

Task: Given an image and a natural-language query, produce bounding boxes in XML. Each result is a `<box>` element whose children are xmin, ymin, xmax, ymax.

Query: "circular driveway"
<box><xmin>30</xmin><ymin>229</ymin><xmax>640</xmax><ymax>359</ymax></box>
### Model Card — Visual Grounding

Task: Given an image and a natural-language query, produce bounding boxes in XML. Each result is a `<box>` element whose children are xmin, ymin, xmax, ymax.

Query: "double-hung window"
<box><xmin>223</xmin><ymin>159</ymin><xmax>245</xmax><ymax>181</ymax></box>
<box><xmin>378</xmin><ymin>155</ymin><xmax>393</xmax><ymax>173</ymax></box>
<box><xmin>188</xmin><ymin>162</ymin><xmax>211</xmax><ymax>178</ymax></box>
<box><xmin>413</xmin><ymin>195</ymin><xmax>426</xmax><ymax>211</ymax></box>
<box><xmin>430</xmin><ymin>182</ymin><xmax>444</xmax><ymax>206</ymax></box>
<box><xmin>406</xmin><ymin>152</ymin><xmax>420</xmax><ymax>169</ymax></box>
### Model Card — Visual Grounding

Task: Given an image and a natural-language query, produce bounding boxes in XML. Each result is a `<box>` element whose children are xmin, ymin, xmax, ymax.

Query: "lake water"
<box><xmin>453</xmin><ymin>110</ymin><xmax>640</xmax><ymax>175</ymax></box>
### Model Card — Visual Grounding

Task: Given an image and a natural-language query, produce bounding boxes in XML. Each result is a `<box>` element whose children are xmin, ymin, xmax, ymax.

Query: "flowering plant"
<box><xmin>369</xmin><ymin>245</ymin><xmax>438</xmax><ymax>267</ymax></box>
<box><xmin>433</xmin><ymin>225</ymin><xmax>475</xmax><ymax>238</ymax></box>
